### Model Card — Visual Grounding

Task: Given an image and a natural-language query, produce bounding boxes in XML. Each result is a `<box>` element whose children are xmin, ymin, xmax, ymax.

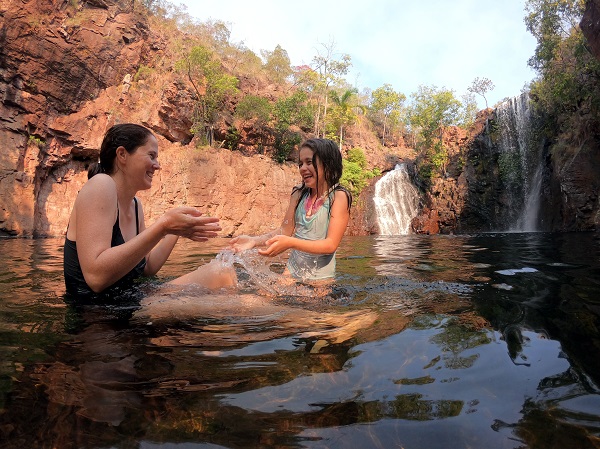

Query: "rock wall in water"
<box><xmin>410</xmin><ymin>95</ymin><xmax>600</xmax><ymax>234</ymax></box>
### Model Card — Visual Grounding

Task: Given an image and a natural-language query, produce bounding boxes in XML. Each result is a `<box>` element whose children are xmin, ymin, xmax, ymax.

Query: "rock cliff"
<box><xmin>0</xmin><ymin>0</ymin><xmax>408</xmax><ymax>238</ymax></box>
<box><xmin>3</xmin><ymin>0</ymin><xmax>599</xmax><ymax>239</ymax></box>
<box><xmin>0</xmin><ymin>0</ymin><xmax>299</xmax><ymax>237</ymax></box>
<box><xmin>582</xmin><ymin>0</ymin><xmax>600</xmax><ymax>61</ymax></box>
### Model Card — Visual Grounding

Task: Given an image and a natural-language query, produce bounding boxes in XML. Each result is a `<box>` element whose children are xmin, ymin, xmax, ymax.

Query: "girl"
<box><xmin>64</xmin><ymin>123</ymin><xmax>236</xmax><ymax>298</ymax></box>
<box><xmin>230</xmin><ymin>138</ymin><xmax>352</xmax><ymax>281</ymax></box>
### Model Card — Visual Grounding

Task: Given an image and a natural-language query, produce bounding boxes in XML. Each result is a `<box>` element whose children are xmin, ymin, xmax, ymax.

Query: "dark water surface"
<box><xmin>1</xmin><ymin>233</ymin><xmax>600</xmax><ymax>449</ymax></box>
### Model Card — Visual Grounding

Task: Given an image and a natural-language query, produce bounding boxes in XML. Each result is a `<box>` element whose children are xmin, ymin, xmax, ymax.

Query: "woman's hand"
<box><xmin>229</xmin><ymin>235</ymin><xmax>257</xmax><ymax>253</ymax></box>
<box><xmin>160</xmin><ymin>207</ymin><xmax>221</xmax><ymax>242</ymax></box>
<box><xmin>259</xmin><ymin>235</ymin><xmax>292</xmax><ymax>257</ymax></box>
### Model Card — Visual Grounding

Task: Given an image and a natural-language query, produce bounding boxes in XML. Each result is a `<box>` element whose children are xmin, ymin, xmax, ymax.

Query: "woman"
<box><xmin>229</xmin><ymin>138</ymin><xmax>352</xmax><ymax>281</ymax></box>
<box><xmin>64</xmin><ymin>123</ymin><xmax>235</xmax><ymax>298</ymax></box>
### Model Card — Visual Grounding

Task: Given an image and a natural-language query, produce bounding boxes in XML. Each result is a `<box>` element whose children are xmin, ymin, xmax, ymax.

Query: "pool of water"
<box><xmin>1</xmin><ymin>233</ymin><xmax>600</xmax><ymax>449</ymax></box>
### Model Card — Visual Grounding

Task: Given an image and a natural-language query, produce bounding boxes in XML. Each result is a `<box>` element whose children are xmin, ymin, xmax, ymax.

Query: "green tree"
<box><xmin>311</xmin><ymin>40</ymin><xmax>352</xmax><ymax>138</ymax></box>
<box><xmin>459</xmin><ymin>92</ymin><xmax>479</xmax><ymax>128</ymax></box>
<box><xmin>261</xmin><ymin>45</ymin><xmax>292</xmax><ymax>83</ymax></box>
<box><xmin>525</xmin><ymin>0</ymin><xmax>585</xmax><ymax>71</ymax></box>
<box><xmin>408</xmin><ymin>85</ymin><xmax>462</xmax><ymax>146</ymax></box>
<box><xmin>176</xmin><ymin>45</ymin><xmax>239</xmax><ymax>145</ymax></box>
<box><xmin>235</xmin><ymin>95</ymin><xmax>273</xmax><ymax>149</ymax></box>
<box><xmin>408</xmin><ymin>85</ymin><xmax>462</xmax><ymax>180</ymax></box>
<box><xmin>328</xmin><ymin>88</ymin><xmax>358</xmax><ymax>149</ymax></box>
<box><xmin>340</xmin><ymin>147</ymin><xmax>380</xmax><ymax>196</ymax></box>
<box><xmin>525</xmin><ymin>0</ymin><xmax>600</xmax><ymax>135</ymax></box>
<box><xmin>370</xmin><ymin>84</ymin><xmax>406</xmax><ymax>146</ymax></box>
<box><xmin>227</xmin><ymin>44</ymin><xmax>262</xmax><ymax>76</ymax></box>
<box><xmin>271</xmin><ymin>91</ymin><xmax>313</xmax><ymax>162</ymax></box>
<box><xmin>235</xmin><ymin>95</ymin><xmax>272</xmax><ymax>123</ymax></box>
<box><xmin>467</xmin><ymin>77</ymin><xmax>495</xmax><ymax>109</ymax></box>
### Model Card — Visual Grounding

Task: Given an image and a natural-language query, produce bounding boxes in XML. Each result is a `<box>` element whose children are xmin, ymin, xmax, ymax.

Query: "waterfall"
<box><xmin>495</xmin><ymin>93</ymin><xmax>544</xmax><ymax>232</ymax></box>
<box><xmin>374</xmin><ymin>164</ymin><xmax>420</xmax><ymax>235</ymax></box>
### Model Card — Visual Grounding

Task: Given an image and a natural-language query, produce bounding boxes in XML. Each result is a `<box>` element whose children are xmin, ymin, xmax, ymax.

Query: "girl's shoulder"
<box><xmin>333</xmin><ymin>185</ymin><xmax>352</xmax><ymax>208</ymax></box>
<box><xmin>291</xmin><ymin>184</ymin><xmax>308</xmax><ymax>199</ymax></box>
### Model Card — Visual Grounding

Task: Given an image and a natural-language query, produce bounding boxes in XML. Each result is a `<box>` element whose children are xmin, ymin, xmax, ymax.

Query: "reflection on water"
<box><xmin>1</xmin><ymin>233</ymin><xmax>600</xmax><ymax>448</ymax></box>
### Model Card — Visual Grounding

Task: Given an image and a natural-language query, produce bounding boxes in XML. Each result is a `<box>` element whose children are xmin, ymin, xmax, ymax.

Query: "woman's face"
<box><xmin>298</xmin><ymin>147</ymin><xmax>325</xmax><ymax>191</ymax></box>
<box><xmin>123</xmin><ymin>134</ymin><xmax>161</xmax><ymax>190</ymax></box>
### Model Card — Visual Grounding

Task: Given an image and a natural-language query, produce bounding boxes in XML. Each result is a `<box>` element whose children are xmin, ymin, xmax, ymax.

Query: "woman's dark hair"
<box><xmin>87</xmin><ymin>124</ymin><xmax>154</xmax><ymax>179</ymax></box>
<box><xmin>293</xmin><ymin>138</ymin><xmax>352</xmax><ymax>213</ymax></box>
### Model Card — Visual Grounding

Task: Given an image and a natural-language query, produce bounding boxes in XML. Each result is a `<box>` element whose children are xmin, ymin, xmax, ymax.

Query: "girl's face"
<box><xmin>298</xmin><ymin>147</ymin><xmax>325</xmax><ymax>192</ymax></box>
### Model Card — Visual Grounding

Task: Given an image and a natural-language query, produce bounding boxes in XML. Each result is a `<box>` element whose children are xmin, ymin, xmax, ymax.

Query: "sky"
<box><xmin>178</xmin><ymin>0</ymin><xmax>538</xmax><ymax>110</ymax></box>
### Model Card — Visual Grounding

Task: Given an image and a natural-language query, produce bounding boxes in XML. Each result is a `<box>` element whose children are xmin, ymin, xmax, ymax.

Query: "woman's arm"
<box><xmin>138</xmin><ymin>200</ymin><xmax>179</xmax><ymax>276</ymax></box>
<box><xmin>259</xmin><ymin>190</ymin><xmax>350</xmax><ymax>257</ymax></box>
<box><xmin>75</xmin><ymin>176</ymin><xmax>219</xmax><ymax>292</ymax></box>
<box><xmin>141</xmin><ymin>202</ymin><xmax>221</xmax><ymax>276</ymax></box>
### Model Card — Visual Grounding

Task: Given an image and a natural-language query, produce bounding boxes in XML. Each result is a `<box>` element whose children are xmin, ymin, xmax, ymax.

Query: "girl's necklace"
<box><xmin>306</xmin><ymin>192</ymin><xmax>326</xmax><ymax>217</ymax></box>
<box><xmin>305</xmin><ymin>184</ymin><xmax>338</xmax><ymax>217</ymax></box>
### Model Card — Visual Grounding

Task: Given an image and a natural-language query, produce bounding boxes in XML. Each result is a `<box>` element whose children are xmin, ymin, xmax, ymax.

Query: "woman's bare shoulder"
<box><xmin>76</xmin><ymin>174</ymin><xmax>117</xmax><ymax>204</ymax></box>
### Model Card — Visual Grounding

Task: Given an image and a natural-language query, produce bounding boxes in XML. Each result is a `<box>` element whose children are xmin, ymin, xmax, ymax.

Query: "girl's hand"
<box><xmin>229</xmin><ymin>235</ymin><xmax>257</xmax><ymax>253</ymax></box>
<box><xmin>259</xmin><ymin>235</ymin><xmax>292</xmax><ymax>257</ymax></box>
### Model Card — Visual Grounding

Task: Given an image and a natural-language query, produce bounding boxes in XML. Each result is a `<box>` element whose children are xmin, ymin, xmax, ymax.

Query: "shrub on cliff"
<box><xmin>525</xmin><ymin>0</ymin><xmax>600</xmax><ymax>138</ymax></box>
<box><xmin>340</xmin><ymin>147</ymin><xmax>381</xmax><ymax>196</ymax></box>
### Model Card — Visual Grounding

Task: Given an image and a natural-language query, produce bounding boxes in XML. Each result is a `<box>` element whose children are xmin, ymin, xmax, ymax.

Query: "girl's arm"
<box><xmin>259</xmin><ymin>190</ymin><xmax>350</xmax><ymax>257</ymax></box>
<box><xmin>229</xmin><ymin>189</ymin><xmax>300</xmax><ymax>252</ymax></box>
<box><xmin>75</xmin><ymin>176</ymin><xmax>220</xmax><ymax>292</ymax></box>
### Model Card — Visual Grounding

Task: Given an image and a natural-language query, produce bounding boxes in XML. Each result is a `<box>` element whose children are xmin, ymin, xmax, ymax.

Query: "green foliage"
<box><xmin>261</xmin><ymin>45</ymin><xmax>292</xmax><ymax>83</ymax></box>
<box><xmin>429</xmin><ymin>141</ymin><xmax>448</xmax><ymax>172</ymax></box>
<box><xmin>273</xmin><ymin>91</ymin><xmax>313</xmax><ymax>131</ymax></box>
<box><xmin>459</xmin><ymin>92</ymin><xmax>478</xmax><ymax>128</ymax></box>
<box><xmin>340</xmin><ymin>147</ymin><xmax>379</xmax><ymax>196</ymax></box>
<box><xmin>417</xmin><ymin>162</ymin><xmax>434</xmax><ymax>184</ymax></box>
<box><xmin>328</xmin><ymin>88</ymin><xmax>359</xmax><ymax>147</ymax></box>
<box><xmin>404</xmin><ymin>85</ymin><xmax>473</xmax><ymax>184</ymax></box>
<box><xmin>369</xmin><ymin>84</ymin><xmax>406</xmax><ymax>145</ymax></box>
<box><xmin>228</xmin><ymin>45</ymin><xmax>263</xmax><ymax>76</ymax></box>
<box><xmin>525</xmin><ymin>0</ymin><xmax>585</xmax><ymax>71</ymax></box>
<box><xmin>235</xmin><ymin>95</ymin><xmax>272</xmax><ymax>123</ymax></box>
<box><xmin>273</xmin><ymin>130</ymin><xmax>301</xmax><ymax>163</ymax></box>
<box><xmin>310</xmin><ymin>41</ymin><xmax>353</xmax><ymax>138</ymax></box>
<box><xmin>224</xmin><ymin>126</ymin><xmax>241</xmax><ymax>151</ymax></box>
<box><xmin>498</xmin><ymin>151</ymin><xmax>522</xmax><ymax>188</ymax></box>
<box><xmin>408</xmin><ymin>85</ymin><xmax>462</xmax><ymax>145</ymax></box>
<box><xmin>371</xmin><ymin>84</ymin><xmax>406</xmax><ymax>118</ymax></box>
<box><xmin>28</xmin><ymin>135</ymin><xmax>45</xmax><ymax>148</ymax></box>
<box><xmin>134</xmin><ymin>65</ymin><xmax>154</xmax><ymax>82</ymax></box>
<box><xmin>525</xmin><ymin>0</ymin><xmax>600</xmax><ymax>136</ymax></box>
<box><xmin>346</xmin><ymin>147</ymin><xmax>368</xmax><ymax>168</ymax></box>
<box><xmin>408</xmin><ymin>84</ymin><xmax>462</xmax><ymax>184</ymax></box>
<box><xmin>177</xmin><ymin>45</ymin><xmax>239</xmax><ymax>144</ymax></box>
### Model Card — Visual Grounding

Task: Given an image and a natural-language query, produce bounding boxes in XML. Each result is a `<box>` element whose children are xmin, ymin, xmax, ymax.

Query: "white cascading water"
<box><xmin>374</xmin><ymin>164</ymin><xmax>420</xmax><ymax>235</ymax></box>
<box><xmin>495</xmin><ymin>93</ymin><xmax>543</xmax><ymax>232</ymax></box>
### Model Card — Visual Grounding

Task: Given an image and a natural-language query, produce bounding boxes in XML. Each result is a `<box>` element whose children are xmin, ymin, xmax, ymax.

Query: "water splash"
<box><xmin>374</xmin><ymin>164</ymin><xmax>420</xmax><ymax>235</ymax></box>
<box><xmin>215</xmin><ymin>249</ymin><xmax>316</xmax><ymax>297</ymax></box>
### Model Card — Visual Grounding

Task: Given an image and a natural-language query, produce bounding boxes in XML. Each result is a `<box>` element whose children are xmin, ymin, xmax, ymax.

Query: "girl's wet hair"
<box><xmin>293</xmin><ymin>138</ymin><xmax>352</xmax><ymax>212</ymax></box>
<box><xmin>88</xmin><ymin>123</ymin><xmax>154</xmax><ymax>179</ymax></box>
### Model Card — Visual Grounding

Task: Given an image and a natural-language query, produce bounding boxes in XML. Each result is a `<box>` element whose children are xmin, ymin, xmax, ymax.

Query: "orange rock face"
<box><xmin>0</xmin><ymin>1</ymin><xmax>302</xmax><ymax>237</ymax></box>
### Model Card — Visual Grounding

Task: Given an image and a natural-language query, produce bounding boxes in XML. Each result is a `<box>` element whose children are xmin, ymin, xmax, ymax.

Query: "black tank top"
<box><xmin>63</xmin><ymin>198</ymin><xmax>147</xmax><ymax>297</ymax></box>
